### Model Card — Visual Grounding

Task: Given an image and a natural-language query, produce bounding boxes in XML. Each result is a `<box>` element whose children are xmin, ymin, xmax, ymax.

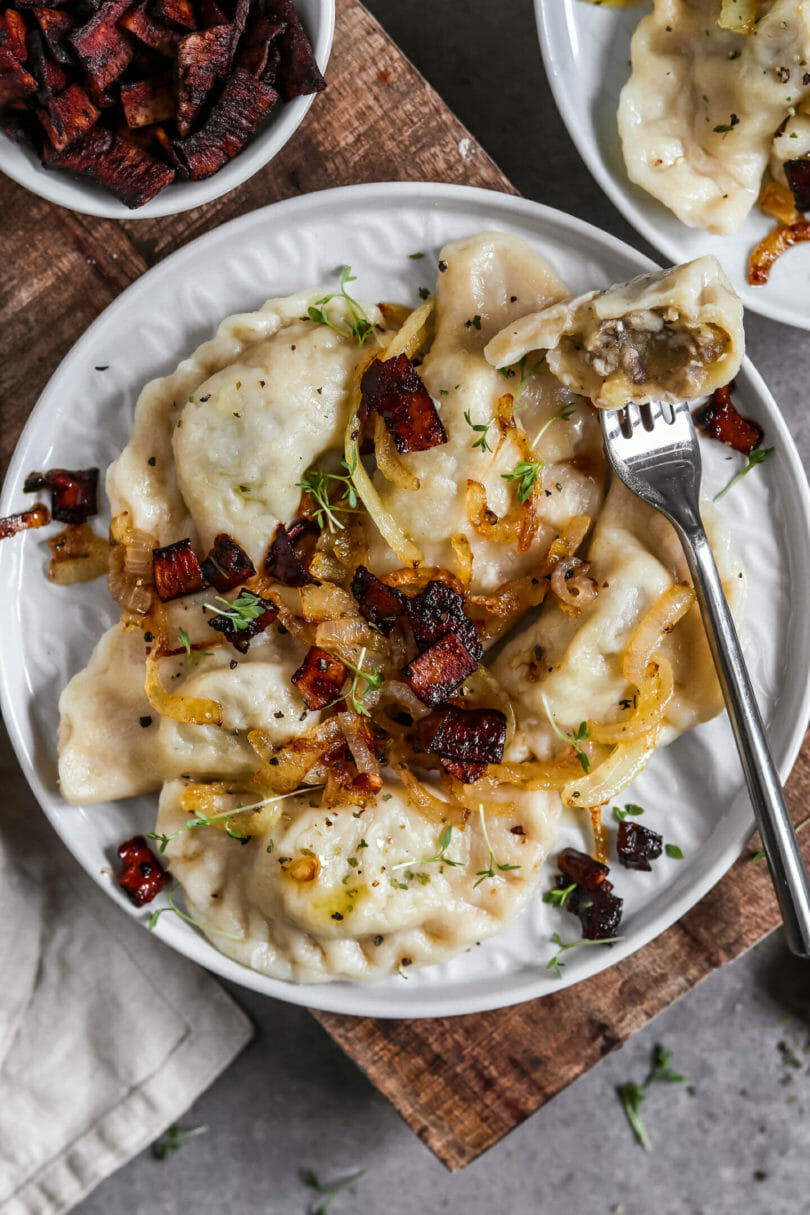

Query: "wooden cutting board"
<box><xmin>2</xmin><ymin>0</ymin><xmax>808</xmax><ymax>1176</ymax></box>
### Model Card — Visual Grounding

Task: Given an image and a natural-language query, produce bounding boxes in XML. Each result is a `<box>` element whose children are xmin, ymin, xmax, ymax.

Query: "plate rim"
<box><xmin>2</xmin><ymin>179</ymin><xmax>810</xmax><ymax>1018</ymax></box>
<box><xmin>534</xmin><ymin>0</ymin><xmax>810</xmax><ymax>332</ymax></box>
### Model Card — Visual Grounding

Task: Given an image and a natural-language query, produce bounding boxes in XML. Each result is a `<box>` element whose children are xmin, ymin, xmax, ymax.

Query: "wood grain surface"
<box><xmin>2</xmin><ymin>0</ymin><xmax>808</xmax><ymax>1177</ymax></box>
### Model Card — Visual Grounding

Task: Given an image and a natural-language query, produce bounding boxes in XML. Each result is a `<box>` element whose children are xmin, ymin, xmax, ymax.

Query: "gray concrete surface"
<box><xmin>69</xmin><ymin>0</ymin><xmax>810</xmax><ymax>1211</ymax></box>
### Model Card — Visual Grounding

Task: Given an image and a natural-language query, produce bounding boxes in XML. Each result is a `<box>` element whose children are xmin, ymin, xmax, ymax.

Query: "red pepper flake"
<box><xmin>117</xmin><ymin>835</ymin><xmax>171</xmax><ymax>907</ymax></box>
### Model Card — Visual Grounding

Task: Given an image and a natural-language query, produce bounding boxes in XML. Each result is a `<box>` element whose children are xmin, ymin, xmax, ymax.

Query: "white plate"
<box><xmin>536</xmin><ymin>0</ymin><xmax>810</xmax><ymax>330</ymax></box>
<box><xmin>0</xmin><ymin>0</ymin><xmax>334</xmax><ymax>219</ymax></box>
<box><xmin>2</xmin><ymin>182</ymin><xmax>809</xmax><ymax>1018</ymax></box>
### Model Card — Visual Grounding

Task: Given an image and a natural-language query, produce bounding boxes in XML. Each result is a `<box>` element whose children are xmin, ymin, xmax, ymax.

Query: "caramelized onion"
<box><xmin>144</xmin><ymin>651</ymin><xmax>222</xmax><ymax>726</ymax></box>
<box><xmin>373</xmin><ymin>414</ymin><xmax>421</xmax><ymax>490</ymax></box>
<box><xmin>47</xmin><ymin>523</ymin><xmax>110</xmax><ymax>584</ymax></box>
<box><xmin>550</xmin><ymin>557</ymin><xmax>598</xmax><ymax>614</ymax></box>
<box><xmin>390</xmin><ymin>755</ymin><xmax>468</xmax><ymax>826</ymax></box>
<box><xmin>562</xmin><ymin>733</ymin><xmax>659</xmax><ymax>809</ymax></box>
<box><xmin>248</xmin><ymin>717</ymin><xmax>344</xmax><ymax>794</ymax></box>
<box><xmin>450</xmin><ymin>533</ymin><xmax>473</xmax><ymax>587</ymax></box>
<box><xmin>623</xmin><ymin>584</ymin><xmax>695</xmax><ymax>687</ymax></box>
<box><xmin>300</xmin><ymin>581</ymin><xmax>358</xmax><ymax>623</ymax></box>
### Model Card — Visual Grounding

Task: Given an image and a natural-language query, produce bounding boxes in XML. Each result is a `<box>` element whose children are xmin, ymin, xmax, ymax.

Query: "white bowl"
<box><xmin>0</xmin><ymin>0</ymin><xmax>334</xmax><ymax>219</ymax></box>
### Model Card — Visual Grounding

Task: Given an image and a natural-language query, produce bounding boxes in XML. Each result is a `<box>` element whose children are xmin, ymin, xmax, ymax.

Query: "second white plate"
<box><xmin>536</xmin><ymin>0</ymin><xmax>810</xmax><ymax>330</ymax></box>
<box><xmin>2</xmin><ymin>182</ymin><xmax>809</xmax><ymax>1017</ymax></box>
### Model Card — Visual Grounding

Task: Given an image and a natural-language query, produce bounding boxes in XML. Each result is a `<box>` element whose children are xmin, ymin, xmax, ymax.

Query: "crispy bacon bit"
<box><xmin>0</xmin><ymin>502</ymin><xmax>50</xmax><ymax>540</ymax></box>
<box><xmin>175</xmin><ymin>24</ymin><xmax>235</xmax><ymax>136</ymax></box>
<box><xmin>236</xmin><ymin>4</ymin><xmax>285</xmax><ymax>78</ymax></box>
<box><xmin>200</xmin><ymin>532</ymin><xmax>255</xmax><ymax>591</ymax></box>
<box><xmin>360</xmin><ymin>355</ymin><xmax>447</xmax><ymax>455</ymax></box>
<box><xmin>291</xmin><ymin>645</ymin><xmax>347</xmax><ymax>711</ymax></box>
<box><xmin>403</xmin><ymin>631</ymin><xmax>478</xmax><ymax>708</ymax></box>
<box><xmin>153</xmin><ymin>0</ymin><xmax>196</xmax><ymax>30</ymax></box>
<box><xmin>693</xmin><ymin>384</ymin><xmax>763</xmax><ymax>455</ymax></box>
<box><xmin>42</xmin><ymin>123</ymin><xmax>175</xmax><ymax>207</ymax></box>
<box><xmin>118</xmin><ymin>835</ymin><xmax>171</xmax><ymax>906</ymax></box>
<box><xmin>119</xmin><ymin>3</ymin><xmax>181</xmax><ymax>57</ymax></box>
<box><xmin>69</xmin><ymin>0</ymin><xmax>134</xmax><ymax>95</ymax></box>
<box><xmin>407</xmin><ymin>578</ymin><xmax>483</xmax><ymax>661</ymax></box>
<box><xmin>441</xmin><ymin>758</ymin><xmax>487</xmax><ymax>783</ymax></box>
<box><xmin>0</xmin><ymin>48</ymin><xmax>38</xmax><ymax>105</ymax></box>
<box><xmin>748</xmin><ymin>221</ymin><xmax>810</xmax><ymax>285</ymax></box>
<box><xmin>265</xmin><ymin>520</ymin><xmax>318</xmax><ymax>587</ymax></box>
<box><xmin>273</xmin><ymin>0</ymin><xmax>325</xmax><ymax>98</ymax></box>
<box><xmin>557</xmin><ymin>847</ymin><xmax>609</xmax><ymax>891</ymax></box>
<box><xmin>152</xmin><ymin>537</ymin><xmax>204</xmax><ymax>601</ymax></box>
<box><xmin>207</xmin><ymin>595</ymin><xmax>278</xmax><ymax>653</ymax></box>
<box><xmin>26</xmin><ymin>31</ymin><xmax>67</xmax><ymax>98</ymax></box>
<box><xmin>38</xmin><ymin>83</ymin><xmax>99</xmax><ymax>151</ymax></box>
<box><xmin>120</xmin><ymin>72</ymin><xmax>174</xmax><ymax>127</ymax></box>
<box><xmin>565</xmin><ymin>877</ymin><xmax>624</xmax><ymax>941</ymax></box>
<box><xmin>171</xmin><ymin>67</ymin><xmax>278</xmax><ymax>180</ymax></box>
<box><xmin>784</xmin><ymin>158</ymin><xmax>810</xmax><ymax>213</ymax></box>
<box><xmin>24</xmin><ymin>466</ymin><xmax>98</xmax><ymax>523</ymax></box>
<box><xmin>617</xmin><ymin>821</ymin><xmax>663</xmax><ymax>872</ymax></box>
<box><xmin>31</xmin><ymin>7</ymin><xmax>75</xmax><ymax>63</ymax></box>
<box><xmin>200</xmin><ymin>0</ymin><xmax>228</xmax><ymax>25</ymax></box>
<box><xmin>1</xmin><ymin>9</ymin><xmax>29</xmax><ymax>60</ymax></box>
<box><xmin>350</xmin><ymin>564</ymin><xmax>407</xmax><ymax>634</ymax></box>
<box><xmin>418</xmin><ymin>704</ymin><xmax>506</xmax><ymax>768</ymax></box>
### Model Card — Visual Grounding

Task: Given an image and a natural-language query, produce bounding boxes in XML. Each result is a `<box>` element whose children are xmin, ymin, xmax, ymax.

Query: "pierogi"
<box><xmin>618</xmin><ymin>0</ymin><xmax>810</xmax><ymax>234</ymax></box>
<box><xmin>57</xmin><ymin>232</ymin><xmax>746</xmax><ymax>984</ymax></box>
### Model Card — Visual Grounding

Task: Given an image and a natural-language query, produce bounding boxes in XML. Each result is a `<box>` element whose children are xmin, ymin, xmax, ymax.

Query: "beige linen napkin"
<box><xmin>0</xmin><ymin>720</ymin><xmax>253</xmax><ymax>1215</ymax></box>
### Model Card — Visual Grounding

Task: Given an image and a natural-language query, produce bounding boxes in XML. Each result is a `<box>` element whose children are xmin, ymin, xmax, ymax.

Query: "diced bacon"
<box><xmin>153</xmin><ymin>0</ymin><xmax>196</xmax><ymax>30</ymax></box>
<box><xmin>70</xmin><ymin>0</ymin><xmax>135</xmax><ymax>94</ymax></box>
<box><xmin>2</xmin><ymin>109</ymin><xmax>39</xmax><ymax>147</ymax></box>
<box><xmin>350</xmin><ymin>564</ymin><xmax>407</xmax><ymax>634</ymax></box>
<box><xmin>171</xmin><ymin>66</ymin><xmax>277</xmax><ymax>180</ymax></box>
<box><xmin>0</xmin><ymin>48</ymin><xmax>38</xmax><ymax>105</ymax></box>
<box><xmin>42</xmin><ymin>123</ymin><xmax>175</xmax><ymax>206</ymax></box>
<box><xmin>199</xmin><ymin>0</ymin><xmax>228</xmax><ymax>26</ymax></box>
<box><xmin>403</xmin><ymin>630</ymin><xmax>477</xmax><ymax>708</ymax></box>
<box><xmin>236</xmin><ymin>3</ymin><xmax>285</xmax><ymax>78</ymax></box>
<box><xmin>291</xmin><ymin>645</ymin><xmax>347</xmax><ymax>711</ymax></box>
<box><xmin>38</xmin><ymin>83</ymin><xmax>99</xmax><ymax>151</ymax></box>
<box><xmin>360</xmin><ymin>354</ymin><xmax>447</xmax><ymax>455</ymax></box>
<box><xmin>273</xmin><ymin>0</ymin><xmax>324</xmax><ymax>99</ymax></box>
<box><xmin>24</xmin><ymin>466</ymin><xmax>98</xmax><ymax>523</ymax></box>
<box><xmin>120</xmin><ymin>71</ymin><xmax>174</xmax><ymax>126</ymax></box>
<box><xmin>617</xmin><ymin>821</ymin><xmax>663</xmax><ymax>872</ymax></box>
<box><xmin>119</xmin><ymin>3</ymin><xmax>181</xmax><ymax>57</ymax></box>
<box><xmin>264</xmin><ymin>520</ymin><xmax>318</xmax><ymax>587</ymax></box>
<box><xmin>200</xmin><ymin>532</ymin><xmax>255</xmax><ymax>591</ymax></box>
<box><xmin>417</xmin><ymin>704</ymin><xmax>506</xmax><ymax>766</ymax></box>
<box><xmin>174</xmin><ymin>23</ymin><xmax>234</xmax><ymax>136</ymax></box>
<box><xmin>26</xmin><ymin>31</ymin><xmax>67</xmax><ymax>98</ymax></box>
<box><xmin>151</xmin><ymin>537</ymin><xmax>204</xmax><ymax>600</ymax></box>
<box><xmin>206</xmin><ymin>593</ymin><xmax>278</xmax><ymax>653</ymax></box>
<box><xmin>0</xmin><ymin>502</ymin><xmax>50</xmax><ymax>540</ymax></box>
<box><xmin>440</xmin><ymin>758</ymin><xmax>486</xmax><ymax>784</ymax></box>
<box><xmin>407</xmin><ymin>578</ymin><xmax>482</xmax><ymax>661</ymax></box>
<box><xmin>693</xmin><ymin>384</ymin><xmax>763</xmax><ymax>455</ymax></box>
<box><xmin>31</xmin><ymin>7</ymin><xmax>76</xmax><ymax>64</ymax></box>
<box><xmin>557</xmin><ymin>847</ymin><xmax>609</xmax><ymax>891</ymax></box>
<box><xmin>565</xmin><ymin>878</ymin><xmax>623</xmax><ymax>940</ymax></box>
<box><xmin>785</xmin><ymin>157</ymin><xmax>810</xmax><ymax>213</ymax></box>
<box><xmin>117</xmin><ymin>835</ymin><xmax>171</xmax><ymax>906</ymax></box>
<box><xmin>1</xmin><ymin>9</ymin><xmax>29</xmax><ymax>61</ymax></box>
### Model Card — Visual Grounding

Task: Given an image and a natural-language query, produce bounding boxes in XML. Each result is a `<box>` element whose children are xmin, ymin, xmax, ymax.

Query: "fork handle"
<box><xmin>677</xmin><ymin>522</ymin><xmax>810</xmax><ymax>957</ymax></box>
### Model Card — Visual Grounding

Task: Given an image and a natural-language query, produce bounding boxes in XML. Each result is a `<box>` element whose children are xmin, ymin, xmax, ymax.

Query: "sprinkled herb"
<box><xmin>307</xmin><ymin>266</ymin><xmax>376</xmax><ymax>346</ymax></box>
<box><xmin>472</xmin><ymin>314</ymin><xmax>482</xmax><ymax>330</ymax></box>
<box><xmin>541</xmin><ymin>693</ymin><xmax>591</xmax><ymax>773</ymax></box>
<box><xmin>546</xmin><ymin>930</ymin><xmax>623</xmax><ymax>979</ymax></box>
<box><xmin>617</xmin><ymin>1045</ymin><xmax>686</xmax><ymax>1149</ymax></box>
<box><xmin>497</xmin><ymin>354</ymin><xmax>546</xmax><ymax>405</ymax></box>
<box><xmin>473</xmin><ymin>804</ymin><xmax>521</xmax><ymax>887</ymax></box>
<box><xmin>713</xmin><ymin>447</ymin><xmax>774</xmax><ymax>501</ymax></box>
<box><xmin>713</xmin><ymin>113</ymin><xmax>739</xmax><ymax>136</ymax></box>
<box><xmin>147</xmin><ymin>456</ymin><xmax>156</xmax><ymax>466</ymax></box>
<box><xmin>543</xmin><ymin>882</ymin><xmax>576</xmax><ymax>908</ymax></box>
<box><xmin>665</xmin><ymin>843</ymin><xmax>684</xmax><ymax>859</ymax></box>
<box><xmin>178</xmin><ymin>626</ymin><xmax>213</xmax><ymax>669</ymax></box>
<box><xmin>147</xmin><ymin>787</ymin><xmax>313</xmax><ymax>854</ymax></box>
<box><xmin>501</xmin><ymin>458</ymin><xmax>543</xmax><ymax>504</ymax></box>
<box><xmin>340</xmin><ymin>646</ymin><xmax>383</xmax><ymax>718</ymax></box>
<box><xmin>464</xmin><ymin>408</ymin><xmax>493</xmax><ymax>452</ymax></box>
<box><xmin>153</xmin><ymin>1123</ymin><xmax>208</xmax><ymax>1161</ymax></box>
<box><xmin>614</xmin><ymin>803</ymin><xmax>645</xmax><ymax>823</ymax></box>
<box><xmin>296</xmin><ymin>453</ymin><xmax>359</xmax><ymax>533</ymax></box>
<box><xmin>391</xmin><ymin>825</ymin><xmax>462</xmax><ymax>874</ymax></box>
<box><xmin>203</xmin><ymin>589</ymin><xmax>267</xmax><ymax>630</ymax></box>
<box><xmin>139</xmin><ymin>715</ymin><xmax>153</xmax><ymax>728</ymax></box>
<box><xmin>409</xmin><ymin>251</ymin><xmax>424</xmax><ymax>259</ymax></box>
<box><xmin>418</xmin><ymin>287</ymin><xmax>430</xmax><ymax>300</ymax></box>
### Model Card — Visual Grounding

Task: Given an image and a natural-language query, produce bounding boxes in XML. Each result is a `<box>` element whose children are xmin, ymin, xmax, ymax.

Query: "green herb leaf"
<box><xmin>152</xmin><ymin>1122</ymin><xmax>208</xmax><ymax>1161</ymax></box>
<box><xmin>541</xmin><ymin>693</ymin><xmax>591</xmax><ymax>773</ymax></box>
<box><xmin>391</xmin><ymin>824</ymin><xmax>462</xmax><ymax>874</ymax></box>
<box><xmin>613</xmin><ymin>803</ymin><xmax>645</xmax><ymax>823</ymax></box>
<box><xmin>502</xmin><ymin>458</ymin><xmax>543</xmax><ymax>504</ymax></box>
<box><xmin>542</xmin><ymin>882</ymin><xmax>576</xmax><ymax>908</ymax></box>
<box><xmin>713</xmin><ymin>447</ymin><xmax>774</xmax><ymax>501</ymax></box>
<box><xmin>665</xmin><ymin>843</ymin><xmax>684</xmax><ymax>859</ymax></box>
<box><xmin>303</xmin><ymin>1167</ymin><xmax>367</xmax><ymax>1215</ymax></box>
<box><xmin>463</xmin><ymin>408</ymin><xmax>493</xmax><ymax>453</ymax></box>
<box><xmin>306</xmin><ymin>266</ymin><xmax>376</xmax><ymax>346</ymax></box>
<box><xmin>203</xmin><ymin>590</ymin><xmax>267</xmax><ymax>629</ymax></box>
<box><xmin>337</xmin><ymin>645</ymin><xmax>383</xmax><ymax>718</ymax></box>
<box><xmin>473</xmin><ymin>804</ymin><xmax>521</xmax><ymax>887</ymax></box>
<box><xmin>496</xmin><ymin>354</ymin><xmax>547</xmax><ymax>405</ymax></box>
<box><xmin>546</xmin><ymin>930</ymin><xmax>624</xmax><ymax>979</ymax></box>
<box><xmin>617</xmin><ymin>1044</ymin><xmax>687</xmax><ymax>1148</ymax></box>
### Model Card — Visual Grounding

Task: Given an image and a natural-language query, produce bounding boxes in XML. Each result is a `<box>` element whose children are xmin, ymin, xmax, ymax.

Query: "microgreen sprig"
<box><xmin>147</xmin><ymin>884</ymin><xmax>243</xmax><ymax>941</ymax></box>
<box><xmin>153</xmin><ymin>1123</ymin><xmax>208</xmax><ymax>1161</ymax></box>
<box><xmin>203</xmin><ymin>589</ymin><xmax>267</xmax><ymax>629</ymax></box>
<box><xmin>147</xmin><ymin>787</ymin><xmax>315</xmax><ymax>854</ymax></box>
<box><xmin>546</xmin><ymin>930</ymin><xmax>623</xmax><ymax>979</ymax></box>
<box><xmin>497</xmin><ymin>354</ymin><xmax>546</xmax><ymax>406</ymax></box>
<box><xmin>613</xmin><ymin>803</ymin><xmax>645</xmax><ymax>823</ymax></box>
<box><xmin>463</xmin><ymin>408</ymin><xmax>493</xmax><ymax>453</ymax></box>
<box><xmin>616</xmin><ymin>1044</ymin><xmax>686</xmax><ymax>1149</ymax></box>
<box><xmin>542</xmin><ymin>882</ymin><xmax>576</xmax><ymax>908</ymax></box>
<box><xmin>541</xmin><ymin>692</ymin><xmax>591</xmax><ymax>773</ymax></box>
<box><xmin>713</xmin><ymin>447</ymin><xmax>774</xmax><ymax>501</ymax></box>
<box><xmin>303</xmin><ymin>1168</ymin><xmax>368</xmax><ymax>1215</ymax></box>
<box><xmin>391</xmin><ymin>825</ymin><xmax>463</xmax><ymax>873</ymax></box>
<box><xmin>177</xmin><ymin>626</ymin><xmax>213</xmax><ymax>669</ymax></box>
<box><xmin>296</xmin><ymin>452</ymin><xmax>359</xmax><ymax>533</ymax></box>
<box><xmin>307</xmin><ymin>266</ymin><xmax>376</xmax><ymax>346</ymax></box>
<box><xmin>341</xmin><ymin>645</ymin><xmax>384</xmax><ymax>718</ymax></box>
<box><xmin>473</xmin><ymin>804</ymin><xmax>521</xmax><ymax>888</ymax></box>
<box><xmin>501</xmin><ymin>403</ymin><xmax>576</xmax><ymax>503</ymax></box>
<box><xmin>749</xmin><ymin>809</ymin><xmax>810</xmax><ymax>862</ymax></box>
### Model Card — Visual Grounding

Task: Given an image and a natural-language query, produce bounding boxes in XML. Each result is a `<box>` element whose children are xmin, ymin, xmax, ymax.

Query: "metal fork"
<box><xmin>600</xmin><ymin>399</ymin><xmax>810</xmax><ymax>957</ymax></box>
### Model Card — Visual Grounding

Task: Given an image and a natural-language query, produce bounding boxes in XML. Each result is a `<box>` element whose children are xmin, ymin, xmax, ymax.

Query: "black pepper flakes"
<box><xmin>144</xmin><ymin>631</ymin><xmax>153</xmax><ymax>643</ymax></box>
<box><xmin>229</xmin><ymin>660</ymin><xmax>238</xmax><ymax>670</ymax></box>
<box><xmin>139</xmin><ymin>715</ymin><xmax>153</xmax><ymax>728</ymax></box>
<box><xmin>373</xmin><ymin>934</ymin><xmax>384</xmax><ymax>946</ymax></box>
<box><xmin>274</xmin><ymin>711</ymin><xmax>284</xmax><ymax>719</ymax></box>
<box><xmin>438</xmin><ymin>260</ymin><xmax>448</xmax><ymax>272</ymax></box>
<box><xmin>332</xmin><ymin>912</ymin><xmax>344</xmax><ymax>921</ymax></box>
